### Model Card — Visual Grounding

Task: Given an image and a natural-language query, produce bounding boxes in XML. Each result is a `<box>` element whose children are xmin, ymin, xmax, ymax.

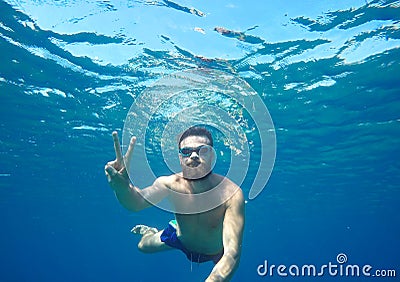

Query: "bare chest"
<box><xmin>175</xmin><ymin>207</ymin><xmax>225</xmax><ymax>253</ymax></box>
<box><xmin>176</xmin><ymin>206</ymin><xmax>225</xmax><ymax>231</ymax></box>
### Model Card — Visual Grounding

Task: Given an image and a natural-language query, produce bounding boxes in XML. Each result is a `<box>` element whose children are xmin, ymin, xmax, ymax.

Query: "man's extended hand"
<box><xmin>104</xmin><ymin>131</ymin><xmax>136</xmax><ymax>191</ymax></box>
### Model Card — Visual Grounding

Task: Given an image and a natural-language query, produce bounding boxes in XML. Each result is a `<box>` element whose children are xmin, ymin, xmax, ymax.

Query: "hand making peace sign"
<box><xmin>104</xmin><ymin>131</ymin><xmax>136</xmax><ymax>191</ymax></box>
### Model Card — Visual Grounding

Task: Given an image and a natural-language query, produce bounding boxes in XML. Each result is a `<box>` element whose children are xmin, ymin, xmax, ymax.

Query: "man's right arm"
<box><xmin>108</xmin><ymin>171</ymin><xmax>169</xmax><ymax>212</ymax></box>
<box><xmin>111</xmin><ymin>180</ymin><xmax>151</xmax><ymax>212</ymax></box>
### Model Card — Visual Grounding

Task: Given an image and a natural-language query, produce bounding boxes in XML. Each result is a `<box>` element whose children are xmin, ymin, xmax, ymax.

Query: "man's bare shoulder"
<box><xmin>213</xmin><ymin>174</ymin><xmax>242</xmax><ymax>192</ymax></box>
<box><xmin>217</xmin><ymin>175</ymin><xmax>244</xmax><ymax>206</ymax></box>
<box><xmin>206</xmin><ymin>173</ymin><xmax>244</xmax><ymax>208</ymax></box>
<box><xmin>154</xmin><ymin>174</ymin><xmax>184</xmax><ymax>190</ymax></box>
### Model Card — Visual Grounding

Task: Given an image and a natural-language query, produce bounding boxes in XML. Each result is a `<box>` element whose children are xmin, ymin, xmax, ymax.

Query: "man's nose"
<box><xmin>190</xmin><ymin>152</ymin><xmax>200</xmax><ymax>159</ymax></box>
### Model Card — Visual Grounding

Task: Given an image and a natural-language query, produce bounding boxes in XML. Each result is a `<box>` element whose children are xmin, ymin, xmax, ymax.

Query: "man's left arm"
<box><xmin>206</xmin><ymin>188</ymin><xmax>245</xmax><ymax>282</ymax></box>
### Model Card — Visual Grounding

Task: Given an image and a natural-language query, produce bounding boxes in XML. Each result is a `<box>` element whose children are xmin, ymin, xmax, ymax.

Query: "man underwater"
<box><xmin>105</xmin><ymin>126</ymin><xmax>244</xmax><ymax>281</ymax></box>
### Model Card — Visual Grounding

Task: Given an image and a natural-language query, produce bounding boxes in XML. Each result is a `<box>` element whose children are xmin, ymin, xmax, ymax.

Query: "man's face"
<box><xmin>179</xmin><ymin>135</ymin><xmax>214</xmax><ymax>179</ymax></box>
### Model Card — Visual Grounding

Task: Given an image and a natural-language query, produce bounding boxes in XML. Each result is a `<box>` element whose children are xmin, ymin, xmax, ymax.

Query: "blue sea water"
<box><xmin>1</xmin><ymin>0</ymin><xmax>399</xmax><ymax>281</ymax></box>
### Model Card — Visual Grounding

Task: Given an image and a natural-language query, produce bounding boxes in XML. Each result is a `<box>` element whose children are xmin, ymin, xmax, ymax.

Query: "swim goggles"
<box><xmin>179</xmin><ymin>145</ymin><xmax>211</xmax><ymax>157</ymax></box>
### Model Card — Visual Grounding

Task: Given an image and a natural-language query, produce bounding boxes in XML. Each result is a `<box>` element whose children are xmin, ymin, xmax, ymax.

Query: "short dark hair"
<box><xmin>178</xmin><ymin>126</ymin><xmax>213</xmax><ymax>148</ymax></box>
